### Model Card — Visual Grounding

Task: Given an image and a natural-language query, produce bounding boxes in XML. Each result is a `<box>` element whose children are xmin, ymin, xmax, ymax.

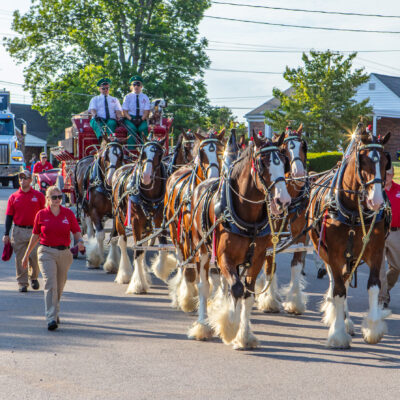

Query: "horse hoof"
<box><xmin>317</xmin><ymin>268</ymin><xmax>327</xmax><ymax>279</ymax></box>
<box><xmin>86</xmin><ymin>262</ymin><xmax>100</xmax><ymax>270</ymax></box>
<box><xmin>187</xmin><ymin>322</ymin><xmax>213</xmax><ymax>341</ymax></box>
<box><xmin>232</xmin><ymin>334</ymin><xmax>259</xmax><ymax>350</ymax></box>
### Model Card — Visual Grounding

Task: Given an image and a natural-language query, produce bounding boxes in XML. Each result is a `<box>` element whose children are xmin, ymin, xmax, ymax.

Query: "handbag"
<box><xmin>2</xmin><ymin>242</ymin><xmax>13</xmax><ymax>261</ymax></box>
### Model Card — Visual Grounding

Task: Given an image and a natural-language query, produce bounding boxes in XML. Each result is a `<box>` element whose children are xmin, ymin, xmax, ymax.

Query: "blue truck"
<box><xmin>0</xmin><ymin>91</ymin><xmax>25</xmax><ymax>188</ymax></box>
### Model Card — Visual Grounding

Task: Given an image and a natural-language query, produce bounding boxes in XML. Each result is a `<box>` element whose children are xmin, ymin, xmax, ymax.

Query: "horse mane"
<box><xmin>231</xmin><ymin>145</ymin><xmax>251</xmax><ymax>180</ymax></box>
<box><xmin>174</xmin><ymin>133</ymin><xmax>183</xmax><ymax>153</ymax></box>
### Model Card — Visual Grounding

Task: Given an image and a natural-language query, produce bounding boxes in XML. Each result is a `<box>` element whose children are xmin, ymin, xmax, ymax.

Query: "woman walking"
<box><xmin>22</xmin><ymin>186</ymin><xmax>85</xmax><ymax>331</ymax></box>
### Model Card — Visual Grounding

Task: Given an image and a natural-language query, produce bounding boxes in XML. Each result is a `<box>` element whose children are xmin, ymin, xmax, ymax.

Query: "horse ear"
<box><xmin>216</xmin><ymin>128</ymin><xmax>225</xmax><ymax>142</ymax></box>
<box><xmin>297</xmin><ymin>123</ymin><xmax>303</xmax><ymax>135</ymax></box>
<box><xmin>194</xmin><ymin>129</ymin><xmax>204</xmax><ymax>141</ymax></box>
<box><xmin>276</xmin><ymin>132</ymin><xmax>285</xmax><ymax>147</ymax></box>
<box><xmin>253</xmin><ymin>131</ymin><xmax>264</xmax><ymax>148</ymax></box>
<box><xmin>238</xmin><ymin>134</ymin><xmax>245</xmax><ymax>148</ymax></box>
<box><xmin>380</xmin><ymin>132</ymin><xmax>391</xmax><ymax>145</ymax></box>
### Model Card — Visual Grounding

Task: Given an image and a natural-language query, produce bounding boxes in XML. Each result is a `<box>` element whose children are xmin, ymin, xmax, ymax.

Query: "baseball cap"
<box><xmin>40</xmin><ymin>152</ymin><xmax>47</xmax><ymax>158</ymax></box>
<box><xmin>19</xmin><ymin>169</ymin><xmax>32</xmax><ymax>178</ymax></box>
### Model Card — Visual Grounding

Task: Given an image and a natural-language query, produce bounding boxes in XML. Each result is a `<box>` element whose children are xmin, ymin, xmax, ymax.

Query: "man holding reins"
<box><xmin>122</xmin><ymin>75</ymin><xmax>150</xmax><ymax>148</ymax></box>
<box><xmin>89</xmin><ymin>78</ymin><xmax>123</xmax><ymax>142</ymax></box>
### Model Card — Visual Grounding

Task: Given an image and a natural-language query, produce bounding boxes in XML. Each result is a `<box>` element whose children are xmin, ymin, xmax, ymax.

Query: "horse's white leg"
<box><xmin>85</xmin><ymin>216</ymin><xmax>95</xmax><ymax>239</ymax></box>
<box><xmin>283</xmin><ymin>262</ymin><xmax>307</xmax><ymax>315</ymax></box>
<box><xmin>327</xmin><ymin>295</ymin><xmax>351</xmax><ymax>349</ymax></box>
<box><xmin>321</xmin><ymin>264</ymin><xmax>335</xmax><ymax>326</ymax></box>
<box><xmin>151</xmin><ymin>251</ymin><xmax>177</xmax><ymax>283</ymax></box>
<box><xmin>208</xmin><ymin>292</ymin><xmax>241</xmax><ymax>345</ymax></box>
<box><xmin>115</xmin><ymin>236</ymin><xmax>133</xmax><ymax>284</ymax></box>
<box><xmin>176</xmin><ymin>264</ymin><xmax>198</xmax><ymax>312</ymax></box>
<box><xmin>361</xmin><ymin>285</ymin><xmax>391</xmax><ymax>344</ymax></box>
<box><xmin>188</xmin><ymin>255</ymin><xmax>213</xmax><ymax>340</ymax></box>
<box><xmin>257</xmin><ymin>273</ymin><xmax>282</xmax><ymax>313</ymax></box>
<box><xmin>208</xmin><ymin>267</ymin><xmax>221</xmax><ymax>300</ymax></box>
<box><xmin>86</xmin><ymin>230</ymin><xmax>105</xmax><ymax>269</ymax></box>
<box><xmin>126</xmin><ymin>252</ymin><xmax>150</xmax><ymax>294</ymax></box>
<box><xmin>168</xmin><ymin>249</ymin><xmax>183</xmax><ymax>308</ymax></box>
<box><xmin>103</xmin><ymin>236</ymin><xmax>120</xmax><ymax>274</ymax></box>
<box><xmin>344</xmin><ymin>281</ymin><xmax>355</xmax><ymax>336</ymax></box>
<box><xmin>232</xmin><ymin>295</ymin><xmax>258</xmax><ymax>350</ymax></box>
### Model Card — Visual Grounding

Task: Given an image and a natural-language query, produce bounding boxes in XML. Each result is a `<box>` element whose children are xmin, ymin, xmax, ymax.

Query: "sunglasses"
<box><xmin>132</xmin><ymin>82</ymin><xmax>141</xmax><ymax>87</ymax></box>
<box><xmin>51</xmin><ymin>195</ymin><xmax>63</xmax><ymax>200</ymax></box>
<box><xmin>19</xmin><ymin>176</ymin><xmax>30</xmax><ymax>180</ymax></box>
<box><xmin>100</xmin><ymin>86</ymin><xmax>109</xmax><ymax>90</ymax></box>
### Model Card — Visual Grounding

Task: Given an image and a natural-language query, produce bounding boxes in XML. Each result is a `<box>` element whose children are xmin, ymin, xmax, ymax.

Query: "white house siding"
<box><xmin>354</xmin><ymin>74</ymin><xmax>400</xmax><ymax>113</ymax></box>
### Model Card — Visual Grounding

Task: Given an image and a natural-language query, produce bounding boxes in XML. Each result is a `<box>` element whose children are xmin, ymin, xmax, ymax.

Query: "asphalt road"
<box><xmin>0</xmin><ymin>187</ymin><xmax>399</xmax><ymax>400</ymax></box>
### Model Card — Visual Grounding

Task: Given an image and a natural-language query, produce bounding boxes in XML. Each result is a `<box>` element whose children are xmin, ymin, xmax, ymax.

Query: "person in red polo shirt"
<box><xmin>3</xmin><ymin>169</ymin><xmax>45</xmax><ymax>292</ymax></box>
<box><xmin>379</xmin><ymin>166</ymin><xmax>400</xmax><ymax>308</ymax></box>
<box><xmin>22</xmin><ymin>185</ymin><xmax>85</xmax><ymax>331</ymax></box>
<box><xmin>33</xmin><ymin>152</ymin><xmax>53</xmax><ymax>175</ymax></box>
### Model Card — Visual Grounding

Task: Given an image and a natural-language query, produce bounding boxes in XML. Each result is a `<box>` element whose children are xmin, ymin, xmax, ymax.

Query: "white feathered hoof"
<box><xmin>208</xmin><ymin>297</ymin><xmax>241</xmax><ymax>345</ymax></box>
<box><xmin>103</xmin><ymin>258</ymin><xmax>118</xmax><ymax>274</ymax></box>
<box><xmin>361</xmin><ymin>317</ymin><xmax>387</xmax><ymax>344</ymax></box>
<box><xmin>345</xmin><ymin>318</ymin><xmax>355</xmax><ymax>336</ymax></box>
<box><xmin>187</xmin><ymin>322</ymin><xmax>213</xmax><ymax>341</ymax></box>
<box><xmin>114</xmin><ymin>269</ymin><xmax>132</xmax><ymax>284</ymax></box>
<box><xmin>86</xmin><ymin>238</ymin><xmax>103</xmax><ymax>268</ymax></box>
<box><xmin>178</xmin><ymin>279</ymin><xmax>198</xmax><ymax>313</ymax></box>
<box><xmin>327</xmin><ymin>326</ymin><xmax>352</xmax><ymax>349</ymax></box>
<box><xmin>321</xmin><ymin>297</ymin><xmax>335</xmax><ymax>327</ymax></box>
<box><xmin>86</xmin><ymin>260</ymin><xmax>100</xmax><ymax>270</ymax></box>
<box><xmin>232</xmin><ymin>331</ymin><xmax>259</xmax><ymax>350</ymax></box>
<box><xmin>283</xmin><ymin>299</ymin><xmax>306</xmax><ymax>315</ymax></box>
<box><xmin>126</xmin><ymin>277</ymin><xmax>149</xmax><ymax>294</ymax></box>
<box><xmin>126</xmin><ymin>256</ymin><xmax>150</xmax><ymax>294</ymax></box>
<box><xmin>151</xmin><ymin>252</ymin><xmax>177</xmax><ymax>283</ymax></box>
<box><xmin>257</xmin><ymin>291</ymin><xmax>282</xmax><ymax>313</ymax></box>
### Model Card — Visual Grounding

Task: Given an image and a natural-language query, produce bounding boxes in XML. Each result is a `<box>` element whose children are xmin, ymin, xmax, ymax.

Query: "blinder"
<box><xmin>356</xmin><ymin>143</ymin><xmax>385</xmax><ymax>189</ymax></box>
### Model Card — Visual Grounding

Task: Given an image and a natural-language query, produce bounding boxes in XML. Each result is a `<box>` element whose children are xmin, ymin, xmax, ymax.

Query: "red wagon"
<box><xmin>50</xmin><ymin>113</ymin><xmax>173</xmax><ymax>205</ymax></box>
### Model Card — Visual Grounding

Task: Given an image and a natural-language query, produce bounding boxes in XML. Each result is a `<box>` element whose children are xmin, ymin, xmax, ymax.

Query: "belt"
<box><xmin>15</xmin><ymin>224</ymin><xmax>33</xmax><ymax>229</ymax></box>
<box><xmin>390</xmin><ymin>227</ymin><xmax>399</xmax><ymax>232</ymax></box>
<box><xmin>41</xmin><ymin>244</ymin><xmax>69</xmax><ymax>250</ymax></box>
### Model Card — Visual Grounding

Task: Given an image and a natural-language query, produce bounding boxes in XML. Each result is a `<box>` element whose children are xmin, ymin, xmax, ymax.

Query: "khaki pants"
<box><xmin>11</xmin><ymin>225</ymin><xmax>39</xmax><ymax>287</ymax></box>
<box><xmin>379</xmin><ymin>229</ymin><xmax>400</xmax><ymax>304</ymax></box>
<box><xmin>37</xmin><ymin>246</ymin><xmax>73</xmax><ymax>323</ymax></box>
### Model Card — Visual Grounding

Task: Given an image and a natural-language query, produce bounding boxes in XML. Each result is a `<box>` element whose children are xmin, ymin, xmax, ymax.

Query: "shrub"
<box><xmin>307</xmin><ymin>152</ymin><xmax>342</xmax><ymax>172</ymax></box>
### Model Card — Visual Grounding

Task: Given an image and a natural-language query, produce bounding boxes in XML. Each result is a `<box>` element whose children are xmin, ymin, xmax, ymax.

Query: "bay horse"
<box><xmin>112</xmin><ymin>138</ymin><xmax>169</xmax><ymax>293</ymax></box>
<box><xmin>155</xmin><ymin>129</ymin><xmax>225</xmax><ymax>311</ymax></box>
<box><xmin>166</xmin><ymin>129</ymin><xmax>195</xmax><ymax>175</ymax></box>
<box><xmin>257</xmin><ymin>125</ymin><xmax>309</xmax><ymax>315</ymax></box>
<box><xmin>75</xmin><ymin>139</ymin><xmax>124</xmax><ymax>270</ymax></box>
<box><xmin>189</xmin><ymin>133</ymin><xmax>291</xmax><ymax>348</ymax></box>
<box><xmin>308</xmin><ymin>123</ymin><xmax>391</xmax><ymax>348</ymax></box>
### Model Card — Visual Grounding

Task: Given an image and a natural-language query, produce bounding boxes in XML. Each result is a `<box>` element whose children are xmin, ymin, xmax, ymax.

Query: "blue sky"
<box><xmin>2</xmin><ymin>1</ymin><xmax>400</xmax><ymax>121</ymax></box>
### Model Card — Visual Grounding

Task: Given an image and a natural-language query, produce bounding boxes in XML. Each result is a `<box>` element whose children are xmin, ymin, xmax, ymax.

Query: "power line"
<box><xmin>211</xmin><ymin>1</ymin><xmax>400</xmax><ymax>19</ymax></box>
<box><xmin>204</xmin><ymin>15</ymin><xmax>400</xmax><ymax>34</ymax></box>
<box><xmin>208</xmin><ymin>67</ymin><xmax>281</xmax><ymax>74</ymax></box>
<box><xmin>208</xmin><ymin>47</ymin><xmax>400</xmax><ymax>53</ymax></box>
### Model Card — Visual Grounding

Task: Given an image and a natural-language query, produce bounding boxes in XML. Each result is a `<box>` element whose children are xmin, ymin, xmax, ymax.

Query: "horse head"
<box><xmin>193</xmin><ymin>128</ymin><xmax>225</xmax><ymax>179</ymax></box>
<box><xmin>357</xmin><ymin>130</ymin><xmax>391</xmax><ymax>211</ymax></box>
<box><xmin>101</xmin><ymin>140</ymin><xmax>124</xmax><ymax>187</ymax></box>
<box><xmin>277</xmin><ymin>124</ymin><xmax>307</xmax><ymax>179</ymax></box>
<box><xmin>180</xmin><ymin>129</ymin><xmax>195</xmax><ymax>164</ymax></box>
<box><xmin>252</xmin><ymin>132</ymin><xmax>291</xmax><ymax>215</ymax></box>
<box><xmin>139</xmin><ymin>138</ymin><xmax>166</xmax><ymax>186</ymax></box>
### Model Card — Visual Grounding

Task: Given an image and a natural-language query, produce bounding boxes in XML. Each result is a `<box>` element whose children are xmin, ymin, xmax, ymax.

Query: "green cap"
<box><xmin>129</xmin><ymin>75</ymin><xmax>143</xmax><ymax>84</ymax></box>
<box><xmin>97</xmin><ymin>78</ymin><xmax>111</xmax><ymax>87</ymax></box>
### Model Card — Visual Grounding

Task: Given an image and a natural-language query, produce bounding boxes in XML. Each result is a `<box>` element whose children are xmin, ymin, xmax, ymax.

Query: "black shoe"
<box><xmin>56</xmin><ymin>317</ymin><xmax>60</xmax><ymax>324</ymax></box>
<box><xmin>31</xmin><ymin>280</ymin><xmax>40</xmax><ymax>290</ymax></box>
<box><xmin>48</xmin><ymin>321</ymin><xmax>58</xmax><ymax>331</ymax></box>
<box><xmin>383</xmin><ymin>302</ymin><xmax>389</xmax><ymax>309</ymax></box>
<box><xmin>19</xmin><ymin>286</ymin><xmax>28</xmax><ymax>293</ymax></box>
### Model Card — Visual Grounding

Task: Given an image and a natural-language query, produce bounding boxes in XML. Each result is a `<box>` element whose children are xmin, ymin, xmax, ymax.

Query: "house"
<box><xmin>10</xmin><ymin>103</ymin><xmax>52</xmax><ymax>161</ymax></box>
<box><xmin>244</xmin><ymin>73</ymin><xmax>400</xmax><ymax>158</ymax></box>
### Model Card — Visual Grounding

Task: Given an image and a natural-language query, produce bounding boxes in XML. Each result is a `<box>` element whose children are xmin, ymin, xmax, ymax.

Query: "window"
<box><xmin>0</xmin><ymin>119</ymin><xmax>14</xmax><ymax>135</ymax></box>
<box><xmin>369</xmin><ymin>83</ymin><xmax>376</xmax><ymax>90</ymax></box>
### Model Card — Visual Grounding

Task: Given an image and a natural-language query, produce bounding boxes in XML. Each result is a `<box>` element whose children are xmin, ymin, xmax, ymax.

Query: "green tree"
<box><xmin>205</xmin><ymin>106</ymin><xmax>236</xmax><ymax>130</ymax></box>
<box><xmin>5</xmin><ymin>0</ymin><xmax>211</xmax><ymax>142</ymax></box>
<box><xmin>265</xmin><ymin>51</ymin><xmax>372</xmax><ymax>151</ymax></box>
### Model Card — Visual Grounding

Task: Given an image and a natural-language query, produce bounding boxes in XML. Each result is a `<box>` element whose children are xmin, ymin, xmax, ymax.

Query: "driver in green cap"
<box><xmin>122</xmin><ymin>75</ymin><xmax>150</xmax><ymax>148</ymax></box>
<box><xmin>89</xmin><ymin>78</ymin><xmax>123</xmax><ymax>142</ymax></box>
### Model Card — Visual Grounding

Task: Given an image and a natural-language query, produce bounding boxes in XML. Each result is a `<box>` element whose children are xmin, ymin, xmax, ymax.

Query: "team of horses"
<box><xmin>74</xmin><ymin>121</ymin><xmax>392</xmax><ymax>350</ymax></box>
